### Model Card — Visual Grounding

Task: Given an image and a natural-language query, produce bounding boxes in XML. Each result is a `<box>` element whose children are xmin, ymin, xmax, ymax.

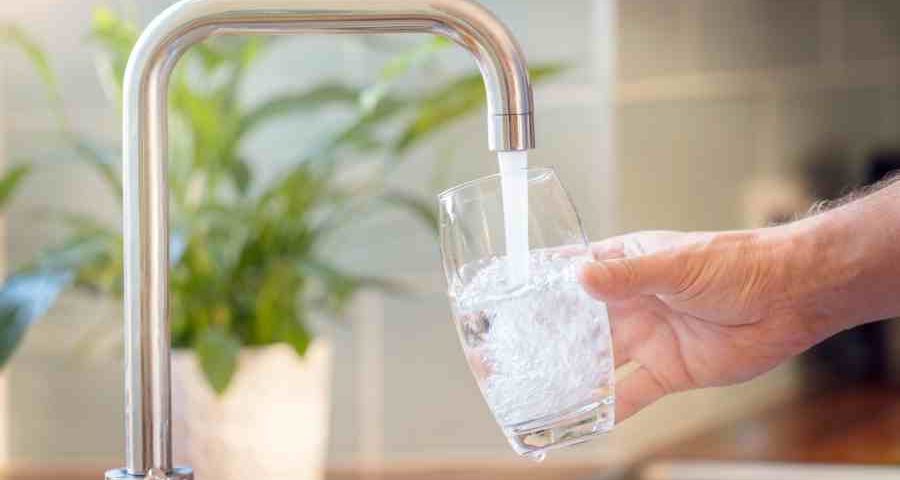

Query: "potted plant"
<box><xmin>1</xmin><ymin>9</ymin><xmax>561</xmax><ymax>479</ymax></box>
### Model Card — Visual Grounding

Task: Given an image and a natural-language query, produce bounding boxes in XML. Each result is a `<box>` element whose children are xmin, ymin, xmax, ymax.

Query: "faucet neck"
<box><xmin>115</xmin><ymin>1</ymin><xmax>534</xmax><ymax>478</ymax></box>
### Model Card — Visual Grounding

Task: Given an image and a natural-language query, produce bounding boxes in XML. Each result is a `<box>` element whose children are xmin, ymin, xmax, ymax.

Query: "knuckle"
<box><xmin>672</xmin><ymin>251</ymin><xmax>707</xmax><ymax>298</ymax></box>
<box><xmin>616</xmin><ymin>259</ymin><xmax>641</xmax><ymax>293</ymax></box>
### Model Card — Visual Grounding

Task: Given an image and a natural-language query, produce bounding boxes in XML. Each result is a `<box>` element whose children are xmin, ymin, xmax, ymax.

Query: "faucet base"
<box><xmin>105</xmin><ymin>467</ymin><xmax>194</xmax><ymax>480</ymax></box>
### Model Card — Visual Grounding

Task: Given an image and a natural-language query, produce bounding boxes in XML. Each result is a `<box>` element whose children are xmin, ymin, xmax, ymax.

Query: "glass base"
<box><xmin>502</xmin><ymin>397</ymin><xmax>614</xmax><ymax>460</ymax></box>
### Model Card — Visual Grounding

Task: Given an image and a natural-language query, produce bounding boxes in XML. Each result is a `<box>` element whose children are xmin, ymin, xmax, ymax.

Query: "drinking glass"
<box><xmin>438</xmin><ymin>167</ymin><xmax>615</xmax><ymax>460</ymax></box>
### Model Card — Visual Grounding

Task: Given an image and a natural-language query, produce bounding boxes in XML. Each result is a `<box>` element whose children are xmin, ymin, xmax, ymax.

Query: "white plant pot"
<box><xmin>172</xmin><ymin>341</ymin><xmax>332</xmax><ymax>480</ymax></box>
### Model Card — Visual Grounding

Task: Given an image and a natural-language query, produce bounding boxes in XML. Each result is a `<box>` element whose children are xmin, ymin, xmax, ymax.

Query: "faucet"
<box><xmin>107</xmin><ymin>1</ymin><xmax>535</xmax><ymax>479</ymax></box>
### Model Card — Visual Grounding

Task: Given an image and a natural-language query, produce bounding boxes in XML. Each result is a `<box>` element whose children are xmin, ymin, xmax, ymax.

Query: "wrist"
<box><xmin>744</xmin><ymin>220</ymin><xmax>853</xmax><ymax>346</ymax></box>
<box><xmin>782</xmin><ymin>184</ymin><xmax>900</xmax><ymax>332</ymax></box>
<box><xmin>778</xmin><ymin>214</ymin><xmax>865</xmax><ymax>333</ymax></box>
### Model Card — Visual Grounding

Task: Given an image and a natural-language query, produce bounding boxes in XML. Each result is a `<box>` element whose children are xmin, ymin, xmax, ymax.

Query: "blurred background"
<box><xmin>1</xmin><ymin>0</ymin><xmax>899</xmax><ymax>479</ymax></box>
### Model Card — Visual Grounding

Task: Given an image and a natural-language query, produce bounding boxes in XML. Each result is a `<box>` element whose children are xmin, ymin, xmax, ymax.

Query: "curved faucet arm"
<box><xmin>116</xmin><ymin>1</ymin><xmax>535</xmax><ymax>479</ymax></box>
<box><xmin>126</xmin><ymin>0</ymin><xmax>534</xmax><ymax>151</ymax></box>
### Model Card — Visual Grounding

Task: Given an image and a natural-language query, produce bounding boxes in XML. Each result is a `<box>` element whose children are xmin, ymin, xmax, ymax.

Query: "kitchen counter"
<box><xmin>636</xmin><ymin>385</ymin><xmax>900</xmax><ymax>479</ymax></box>
<box><xmin>0</xmin><ymin>461</ymin><xmax>613</xmax><ymax>480</ymax></box>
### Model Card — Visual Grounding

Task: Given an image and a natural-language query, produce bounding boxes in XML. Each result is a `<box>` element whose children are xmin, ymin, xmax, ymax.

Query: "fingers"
<box><xmin>615</xmin><ymin>365</ymin><xmax>669</xmax><ymax>423</ymax></box>
<box><xmin>590</xmin><ymin>236</ymin><xmax>626</xmax><ymax>261</ymax></box>
<box><xmin>607</xmin><ymin>297</ymin><xmax>670</xmax><ymax>369</ymax></box>
<box><xmin>551</xmin><ymin>243</ymin><xmax>596</xmax><ymax>258</ymax></box>
<box><xmin>608</xmin><ymin>302</ymin><xmax>638</xmax><ymax>368</ymax></box>
<box><xmin>591</xmin><ymin>231</ymin><xmax>691</xmax><ymax>261</ymax></box>
<box><xmin>580</xmin><ymin>254</ymin><xmax>685</xmax><ymax>302</ymax></box>
<box><xmin>583</xmin><ymin>231</ymin><xmax>704</xmax><ymax>302</ymax></box>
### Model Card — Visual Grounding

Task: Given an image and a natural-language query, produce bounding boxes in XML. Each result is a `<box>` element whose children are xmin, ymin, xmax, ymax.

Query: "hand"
<box><xmin>579</xmin><ymin>229</ymin><xmax>844</xmax><ymax>423</ymax></box>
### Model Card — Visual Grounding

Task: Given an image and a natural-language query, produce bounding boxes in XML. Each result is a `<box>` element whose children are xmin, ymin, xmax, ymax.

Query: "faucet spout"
<box><xmin>111</xmin><ymin>1</ymin><xmax>535</xmax><ymax>479</ymax></box>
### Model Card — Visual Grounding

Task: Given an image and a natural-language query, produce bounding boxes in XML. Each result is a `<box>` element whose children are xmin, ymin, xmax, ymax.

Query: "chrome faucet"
<box><xmin>107</xmin><ymin>1</ymin><xmax>535</xmax><ymax>479</ymax></box>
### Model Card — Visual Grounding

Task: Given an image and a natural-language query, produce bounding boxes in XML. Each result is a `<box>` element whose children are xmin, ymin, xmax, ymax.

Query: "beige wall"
<box><xmin>616</xmin><ymin>0</ymin><xmax>900</xmax><ymax>234</ymax></box>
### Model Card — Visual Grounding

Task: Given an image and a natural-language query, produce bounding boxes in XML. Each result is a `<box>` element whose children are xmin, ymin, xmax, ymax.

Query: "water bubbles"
<box><xmin>454</xmin><ymin>252</ymin><xmax>614</xmax><ymax>427</ymax></box>
<box><xmin>461</xmin><ymin>311</ymin><xmax>493</xmax><ymax>348</ymax></box>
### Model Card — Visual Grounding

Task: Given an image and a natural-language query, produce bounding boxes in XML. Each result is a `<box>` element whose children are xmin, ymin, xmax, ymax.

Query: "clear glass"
<box><xmin>438</xmin><ymin>167</ymin><xmax>615</xmax><ymax>460</ymax></box>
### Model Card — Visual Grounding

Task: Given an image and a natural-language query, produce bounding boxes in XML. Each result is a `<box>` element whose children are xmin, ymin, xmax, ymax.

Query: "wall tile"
<box><xmin>778</xmin><ymin>87</ymin><xmax>898</xmax><ymax>180</ymax></box>
<box><xmin>327</xmin><ymin>320</ymin><xmax>359</xmax><ymax>460</ymax></box>
<box><xmin>696</xmin><ymin>0</ymin><xmax>820</xmax><ymax>71</ymax></box>
<box><xmin>877</xmin><ymin>86</ymin><xmax>900</xmax><ymax>143</ymax></box>
<box><xmin>617</xmin><ymin>98</ymin><xmax>758</xmax><ymax>232</ymax></box>
<box><xmin>844</xmin><ymin>0</ymin><xmax>900</xmax><ymax>61</ymax></box>
<box><xmin>617</xmin><ymin>0</ymin><xmax>693</xmax><ymax>80</ymax></box>
<box><xmin>9</xmin><ymin>296</ymin><xmax>124</xmax><ymax>462</ymax></box>
<box><xmin>490</xmin><ymin>0</ymin><xmax>597</xmax><ymax>81</ymax></box>
<box><xmin>529</xmin><ymin>101</ymin><xmax>617</xmax><ymax>240</ymax></box>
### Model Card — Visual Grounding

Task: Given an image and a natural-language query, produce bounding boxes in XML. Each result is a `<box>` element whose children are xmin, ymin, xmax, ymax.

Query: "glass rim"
<box><xmin>437</xmin><ymin>166</ymin><xmax>557</xmax><ymax>200</ymax></box>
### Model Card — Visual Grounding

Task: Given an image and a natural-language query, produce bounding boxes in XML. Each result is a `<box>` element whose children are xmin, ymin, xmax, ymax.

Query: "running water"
<box><xmin>498</xmin><ymin>151</ymin><xmax>529</xmax><ymax>284</ymax></box>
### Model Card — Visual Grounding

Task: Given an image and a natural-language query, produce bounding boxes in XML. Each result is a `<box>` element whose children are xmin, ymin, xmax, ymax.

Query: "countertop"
<box><xmin>0</xmin><ymin>461</ymin><xmax>611</xmax><ymax>480</ymax></box>
<box><xmin>636</xmin><ymin>384</ymin><xmax>900</xmax><ymax>480</ymax></box>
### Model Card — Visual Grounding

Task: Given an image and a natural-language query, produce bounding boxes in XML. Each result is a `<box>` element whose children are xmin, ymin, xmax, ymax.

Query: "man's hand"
<box><xmin>579</xmin><ymin>228</ymin><xmax>846</xmax><ymax>423</ymax></box>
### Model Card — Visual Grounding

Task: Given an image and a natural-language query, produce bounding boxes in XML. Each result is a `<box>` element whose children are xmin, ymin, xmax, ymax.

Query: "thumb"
<box><xmin>580</xmin><ymin>253</ymin><xmax>686</xmax><ymax>302</ymax></box>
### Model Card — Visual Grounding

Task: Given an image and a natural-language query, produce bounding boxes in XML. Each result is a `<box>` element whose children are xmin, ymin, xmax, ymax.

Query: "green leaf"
<box><xmin>393</xmin><ymin>63</ymin><xmax>567</xmax><ymax>154</ymax></box>
<box><xmin>237</xmin><ymin>37</ymin><xmax>265</xmax><ymax>69</ymax></box>
<box><xmin>192</xmin><ymin>37</ymin><xmax>266</xmax><ymax>76</ymax></box>
<box><xmin>0</xmin><ymin>165</ymin><xmax>31</xmax><ymax>209</ymax></box>
<box><xmin>0</xmin><ymin>303</ymin><xmax>30</xmax><ymax>368</ymax></box>
<box><xmin>380</xmin><ymin>37</ymin><xmax>450</xmax><ymax>82</ymax></box>
<box><xmin>297</xmin><ymin>259</ymin><xmax>359</xmax><ymax>315</ymax></box>
<box><xmin>69</xmin><ymin>137</ymin><xmax>122</xmax><ymax>200</ymax></box>
<box><xmin>222</xmin><ymin>38</ymin><xmax>266</xmax><ymax>111</ymax></box>
<box><xmin>253</xmin><ymin>265</ymin><xmax>301</xmax><ymax>344</ymax></box>
<box><xmin>29</xmin><ymin>230</ymin><xmax>112</xmax><ymax>273</ymax></box>
<box><xmin>195</xmin><ymin>328</ymin><xmax>240</xmax><ymax>395</ymax></box>
<box><xmin>238</xmin><ymin>84</ymin><xmax>360</xmax><ymax>139</ymax></box>
<box><xmin>330</xmin><ymin>95</ymin><xmax>406</xmax><ymax>154</ymax></box>
<box><xmin>20</xmin><ymin>218</ymin><xmax>122</xmax><ymax>294</ymax></box>
<box><xmin>360</xmin><ymin>37</ymin><xmax>451</xmax><ymax>112</ymax></box>
<box><xmin>256</xmin><ymin>162</ymin><xmax>331</xmax><ymax>218</ymax></box>
<box><xmin>89</xmin><ymin>7</ymin><xmax>139</xmax><ymax>94</ymax></box>
<box><xmin>380</xmin><ymin>190</ymin><xmax>439</xmax><ymax>233</ymax></box>
<box><xmin>193</xmin><ymin>42</ymin><xmax>228</xmax><ymax>73</ymax></box>
<box><xmin>298</xmin><ymin>259</ymin><xmax>405</xmax><ymax>315</ymax></box>
<box><xmin>168</xmin><ymin>83</ymin><xmax>246</xmax><ymax>196</ymax></box>
<box><xmin>1</xmin><ymin>25</ymin><xmax>65</xmax><ymax>129</ymax></box>
<box><xmin>230</xmin><ymin>157</ymin><xmax>252</xmax><ymax>195</ymax></box>
<box><xmin>278</xmin><ymin>314</ymin><xmax>311</xmax><ymax>358</ymax></box>
<box><xmin>0</xmin><ymin>213</ymin><xmax>127</xmax><ymax>365</ymax></box>
<box><xmin>53</xmin><ymin>211</ymin><xmax>118</xmax><ymax>237</ymax></box>
<box><xmin>393</xmin><ymin>74</ymin><xmax>483</xmax><ymax>154</ymax></box>
<box><xmin>528</xmin><ymin>63</ymin><xmax>568</xmax><ymax>84</ymax></box>
<box><xmin>0</xmin><ymin>271</ymin><xmax>73</xmax><ymax>368</ymax></box>
<box><xmin>174</xmin><ymin>89</ymin><xmax>225</xmax><ymax>154</ymax></box>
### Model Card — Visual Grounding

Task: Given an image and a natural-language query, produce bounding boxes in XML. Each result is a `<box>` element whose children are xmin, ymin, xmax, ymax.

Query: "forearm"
<box><xmin>788</xmin><ymin>178</ymin><xmax>900</xmax><ymax>330</ymax></box>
